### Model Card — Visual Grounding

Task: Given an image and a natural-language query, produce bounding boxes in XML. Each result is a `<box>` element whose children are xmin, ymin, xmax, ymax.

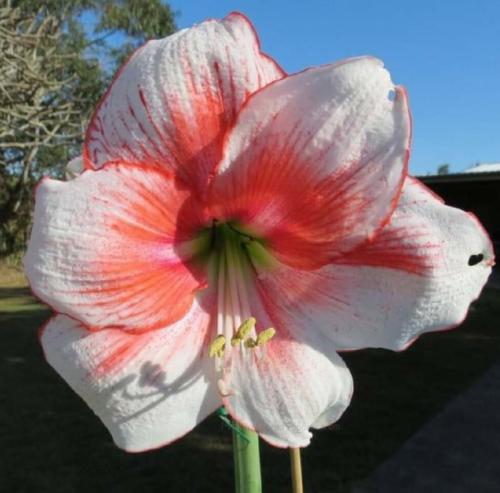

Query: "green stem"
<box><xmin>232</xmin><ymin>423</ymin><xmax>262</xmax><ymax>493</ymax></box>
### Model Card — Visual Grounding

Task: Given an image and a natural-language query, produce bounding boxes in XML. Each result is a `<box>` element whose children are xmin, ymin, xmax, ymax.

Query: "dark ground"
<box><xmin>355</xmin><ymin>362</ymin><xmax>500</xmax><ymax>492</ymax></box>
<box><xmin>1</xmin><ymin>266</ymin><xmax>499</xmax><ymax>493</ymax></box>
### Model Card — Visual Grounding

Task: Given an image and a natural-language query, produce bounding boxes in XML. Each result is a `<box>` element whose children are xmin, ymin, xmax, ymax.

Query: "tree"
<box><xmin>0</xmin><ymin>0</ymin><xmax>176</xmax><ymax>257</ymax></box>
<box><xmin>437</xmin><ymin>163</ymin><xmax>450</xmax><ymax>175</ymax></box>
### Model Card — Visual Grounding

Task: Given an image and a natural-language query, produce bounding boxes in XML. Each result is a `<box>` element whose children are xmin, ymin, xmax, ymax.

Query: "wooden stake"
<box><xmin>290</xmin><ymin>448</ymin><xmax>303</xmax><ymax>493</ymax></box>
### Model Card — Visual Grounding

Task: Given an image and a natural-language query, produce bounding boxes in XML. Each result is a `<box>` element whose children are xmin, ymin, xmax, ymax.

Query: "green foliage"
<box><xmin>14</xmin><ymin>0</ymin><xmax>176</xmax><ymax>72</ymax></box>
<box><xmin>0</xmin><ymin>0</ymin><xmax>177</xmax><ymax>257</ymax></box>
<box><xmin>97</xmin><ymin>0</ymin><xmax>176</xmax><ymax>40</ymax></box>
<box><xmin>437</xmin><ymin>163</ymin><xmax>450</xmax><ymax>175</ymax></box>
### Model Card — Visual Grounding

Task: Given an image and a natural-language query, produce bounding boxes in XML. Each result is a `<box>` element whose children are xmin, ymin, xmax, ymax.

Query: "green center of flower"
<box><xmin>194</xmin><ymin>222</ymin><xmax>276</xmax><ymax>396</ymax></box>
<box><xmin>193</xmin><ymin>221</ymin><xmax>275</xmax><ymax>272</ymax></box>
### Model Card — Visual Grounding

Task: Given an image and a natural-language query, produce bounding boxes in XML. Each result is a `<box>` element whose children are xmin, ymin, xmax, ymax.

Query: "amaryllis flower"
<box><xmin>25</xmin><ymin>13</ymin><xmax>493</xmax><ymax>452</ymax></box>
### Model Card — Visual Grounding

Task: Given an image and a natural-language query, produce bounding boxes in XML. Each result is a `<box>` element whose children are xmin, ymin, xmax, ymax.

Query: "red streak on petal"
<box><xmin>335</xmin><ymin>225</ymin><xmax>442</xmax><ymax>276</ymax></box>
<box><xmin>211</xmin><ymin>133</ymin><xmax>404</xmax><ymax>268</ymax></box>
<box><xmin>32</xmin><ymin>163</ymin><xmax>208</xmax><ymax>334</ymax></box>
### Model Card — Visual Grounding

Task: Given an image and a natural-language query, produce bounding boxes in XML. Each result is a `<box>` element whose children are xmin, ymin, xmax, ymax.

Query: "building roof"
<box><xmin>462</xmin><ymin>163</ymin><xmax>500</xmax><ymax>174</ymax></box>
<box><xmin>418</xmin><ymin>163</ymin><xmax>500</xmax><ymax>184</ymax></box>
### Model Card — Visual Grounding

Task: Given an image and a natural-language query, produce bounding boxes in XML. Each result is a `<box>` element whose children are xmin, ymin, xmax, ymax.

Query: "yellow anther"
<box><xmin>231</xmin><ymin>337</ymin><xmax>242</xmax><ymax>347</ymax></box>
<box><xmin>256</xmin><ymin>327</ymin><xmax>276</xmax><ymax>346</ymax></box>
<box><xmin>235</xmin><ymin>317</ymin><xmax>256</xmax><ymax>340</ymax></box>
<box><xmin>231</xmin><ymin>317</ymin><xmax>256</xmax><ymax>347</ymax></box>
<box><xmin>209</xmin><ymin>335</ymin><xmax>226</xmax><ymax>358</ymax></box>
<box><xmin>243</xmin><ymin>328</ymin><xmax>275</xmax><ymax>349</ymax></box>
<box><xmin>244</xmin><ymin>338</ymin><xmax>257</xmax><ymax>348</ymax></box>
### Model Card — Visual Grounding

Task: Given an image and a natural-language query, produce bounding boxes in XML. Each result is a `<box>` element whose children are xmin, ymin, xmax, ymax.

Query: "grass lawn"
<box><xmin>1</xmin><ymin>263</ymin><xmax>499</xmax><ymax>492</ymax></box>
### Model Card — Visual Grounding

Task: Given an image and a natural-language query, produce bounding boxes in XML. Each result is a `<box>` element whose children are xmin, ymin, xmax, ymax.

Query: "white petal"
<box><xmin>256</xmin><ymin>177</ymin><xmax>493</xmax><ymax>351</ymax></box>
<box><xmin>41</xmin><ymin>301</ymin><xmax>221</xmax><ymax>452</ymax></box>
<box><xmin>210</xmin><ymin>57</ymin><xmax>411</xmax><ymax>268</ymax></box>
<box><xmin>24</xmin><ymin>164</ymin><xmax>205</xmax><ymax>332</ymax></box>
<box><xmin>222</xmin><ymin>285</ymin><xmax>353</xmax><ymax>447</ymax></box>
<box><xmin>84</xmin><ymin>12</ymin><xmax>284</xmax><ymax>194</ymax></box>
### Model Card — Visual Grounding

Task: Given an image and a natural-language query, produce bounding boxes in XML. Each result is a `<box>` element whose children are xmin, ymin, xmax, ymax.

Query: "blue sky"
<box><xmin>168</xmin><ymin>0</ymin><xmax>500</xmax><ymax>176</ymax></box>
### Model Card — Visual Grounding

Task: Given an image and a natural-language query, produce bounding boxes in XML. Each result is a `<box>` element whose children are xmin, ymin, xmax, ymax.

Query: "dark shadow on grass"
<box><xmin>1</xmin><ymin>288</ymin><xmax>500</xmax><ymax>492</ymax></box>
<box><xmin>0</xmin><ymin>307</ymin><xmax>236</xmax><ymax>493</ymax></box>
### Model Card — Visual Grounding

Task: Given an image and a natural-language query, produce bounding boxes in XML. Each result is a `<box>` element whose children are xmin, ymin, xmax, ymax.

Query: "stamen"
<box><xmin>210</xmin><ymin>223</ymin><xmax>276</xmax><ymax>391</ymax></box>
<box><xmin>216</xmin><ymin>249</ymin><xmax>226</xmax><ymax>337</ymax></box>
<box><xmin>231</xmin><ymin>317</ymin><xmax>256</xmax><ymax>346</ymax></box>
<box><xmin>209</xmin><ymin>335</ymin><xmax>226</xmax><ymax>358</ymax></box>
<box><xmin>232</xmin><ymin>243</ymin><xmax>252</xmax><ymax>321</ymax></box>
<box><xmin>244</xmin><ymin>338</ymin><xmax>257</xmax><ymax>348</ymax></box>
<box><xmin>225</xmin><ymin>230</ymin><xmax>243</xmax><ymax>352</ymax></box>
<box><xmin>244</xmin><ymin>327</ymin><xmax>276</xmax><ymax>349</ymax></box>
<box><xmin>256</xmin><ymin>327</ymin><xmax>276</xmax><ymax>346</ymax></box>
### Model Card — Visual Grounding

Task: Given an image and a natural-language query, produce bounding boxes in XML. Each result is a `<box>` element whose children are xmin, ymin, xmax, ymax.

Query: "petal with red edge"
<box><xmin>24</xmin><ymin>164</ymin><xmax>206</xmax><ymax>333</ymax></box>
<box><xmin>210</xmin><ymin>57</ymin><xmax>411</xmax><ymax>268</ymax></box>
<box><xmin>255</xmin><ymin>177</ymin><xmax>493</xmax><ymax>352</ymax></box>
<box><xmin>84</xmin><ymin>12</ymin><xmax>284</xmax><ymax>195</ymax></box>
<box><xmin>41</xmin><ymin>299</ymin><xmax>220</xmax><ymax>452</ymax></box>
<box><xmin>222</xmin><ymin>285</ymin><xmax>353</xmax><ymax>447</ymax></box>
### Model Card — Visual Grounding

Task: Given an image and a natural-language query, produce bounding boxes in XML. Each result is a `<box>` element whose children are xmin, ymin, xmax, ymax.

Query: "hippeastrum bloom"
<box><xmin>25</xmin><ymin>13</ymin><xmax>493</xmax><ymax>452</ymax></box>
